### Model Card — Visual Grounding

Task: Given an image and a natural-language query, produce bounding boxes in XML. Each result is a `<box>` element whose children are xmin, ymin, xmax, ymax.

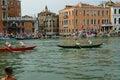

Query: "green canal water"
<box><xmin>0</xmin><ymin>37</ymin><xmax>120</xmax><ymax>80</ymax></box>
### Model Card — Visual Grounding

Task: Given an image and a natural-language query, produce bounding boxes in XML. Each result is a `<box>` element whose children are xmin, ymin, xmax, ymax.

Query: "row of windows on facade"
<box><xmin>2</xmin><ymin>12</ymin><xmax>21</xmax><ymax>18</ymax></box>
<box><xmin>59</xmin><ymin>19</ymin><xmax>109</xmax><ymax>26</ymax></box>
<box><xmin>1</xmin><ymin>0</ymin><xmax>20</xmax><ymax>6</ymax></box>
<box><xmin>114</xmin><ymin>9</ymin><xmax>120</xmax><ymax>14</ymax></box>
<box><xmin>60</xmin><ymin>10</ymin><xmax>109</xmax><ymax>17</ymax></box>
<box><xmin>114</xmin><ymin>18</ymin><xmax>120</xmax><ymax>24</ymax></box>
<box><xmin>3</xmin><ymin>22</ymin><xmax>35</xmax><ymax>27</ymax></box>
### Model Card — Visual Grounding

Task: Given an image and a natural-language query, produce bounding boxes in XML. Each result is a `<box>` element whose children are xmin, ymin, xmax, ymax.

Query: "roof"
<box><xmin>59</xmin><ymin>2</ymin><xmax>108</xmax><ymax>12</ymax></box>
<box><xmin>38</xmin><ymin>6</ymin><xmax>56</xmax><ymax>16</ymax></box>
<box><xmin>113</xmin><ymin>2</ymin><xmax>120</xmax><ymax>7</ymax></box>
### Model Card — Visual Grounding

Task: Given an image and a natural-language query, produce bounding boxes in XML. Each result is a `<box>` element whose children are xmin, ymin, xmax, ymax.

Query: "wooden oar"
<box><xmin>6</xmin><ymin>47</ymin><xmax>13</xmax><ymax>53</ymax></box>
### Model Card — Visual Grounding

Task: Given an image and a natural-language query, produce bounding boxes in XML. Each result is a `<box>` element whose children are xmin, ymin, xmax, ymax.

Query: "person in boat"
<box><xmin>4</xmin><ymin>41</ymin><xmax>12</xmax><ymax>48</ymax></box>
<box><xmin>18</xmin><ymin>41</ymin><xmax>26</xmax><ymax>47</ymax></box>
<box><xmin>74</xmin><ymin>37</ymin><xmax>81</xmax><ymax>46</ymax></box>
<box><xmin>0</xmin><ymin>67</ymin><xmax>16</xmax><ymax>80</ymax></box>
<box><xmin>87</xmin><ymin>39</ymin><xmax>92</xmax><ymax>45</ymax></box>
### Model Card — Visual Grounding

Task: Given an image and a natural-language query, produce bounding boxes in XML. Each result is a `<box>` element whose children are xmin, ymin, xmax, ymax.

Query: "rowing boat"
<box><xmin>0</xmin><ymin>46</ymin><xmax>36</xmax><ymax>52</ymax></box>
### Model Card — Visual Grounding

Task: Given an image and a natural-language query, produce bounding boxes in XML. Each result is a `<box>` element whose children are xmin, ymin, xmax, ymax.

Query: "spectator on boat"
<box><xmin>18</xmin><ymin>41</ymin><xmax>26</xmax><ymax>47</ymax></box>
<box><xmin>4</xmin><ymin>41</ymin><xmax>12</xmax><ymax>48</ymax></box>
<box><xmin>0</xmin><ymin>67</ymin><xmax>16</xmax><ymax>80</ymax></box>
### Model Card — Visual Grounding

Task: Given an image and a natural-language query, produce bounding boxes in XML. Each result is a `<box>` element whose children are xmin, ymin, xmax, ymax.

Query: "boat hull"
<box><xmin>57</xmin><ymin>45</ymin><xmax>81</xmax><ymax>49</ymax></box>
<box><xmin>0</xmin><ymin>48</ymin><xmax>8</xmax><ymax>52</ymax></box>
<box><xmin>0</xmin><ymin>46</ymin><xmax>36</xmax><ymax>52</ymax></box>
<box><xmin>57</xmin><ymin>43</ymin><xmax>103</xmax><ymax>49</ymax></box>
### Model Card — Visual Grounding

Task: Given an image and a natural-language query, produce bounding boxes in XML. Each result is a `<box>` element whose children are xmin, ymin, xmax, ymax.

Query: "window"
<box><xmin>114</xmin><ymin>18</ymin><xmax>116</xmax><ymax>24</ymax></box>
<box><xmin>76</xmin><ymin>19</ymin><xmax>78</xmax><ymax>26</ymax></box>
<box><xmin>98</xmin><ymin>10</ymin><xmax>100</xmax><ymax>16</ymax></box>
<box><xmin>102</xmin><ymin>10</ymin><xmax>104</xmax><ymax>16</ymax></box>
<box><xmin>83</xmin><ymin>19</ymin><xmax>86</xmax><ymax>25</ymax></box>
<box><xmin>32</xmin><ymin>28</ymin><xmax>34</xmax><ymax>33</ymax></box>
<box><xmin>119</xmin><ymin>9</ymin><xmax>120</xmax><ymax>14</ymax></box>
<box><xmin>91</xmin><ymin>19</ymin><xmax>93</xmax><ymax>24</ymax></box>
<box><xmin>63</xmin><ymin>20</ymin><xmax>68</xmax><ymax>27</ymax></box>
<box><xmin>98</xmin><ymin>19</ymin><xmax>100</xmax><ymax>24</ymax></box>
<box><xmin>106</xmin><ymin>10</ymin><xmax>109</xmax><ymax>15</ymax></box>
<box><xmin>94</xmin><ymin>19</ymin><xmax>96</xmax><ymax>24</ymax></box>
<box><xmin>72</xmin><ymin>20</ymin><xmax>74</xmax><ymax>25</ymax></box>
<box><xmin>83</xmin><ymin>10</ymin><xmax>85</xmax><ymax>16</ymax></box>
<box><xmin>69</xmin><ymin>20</ymin><xmax>71</xmax><ymax>25</ymax></box>
<box><xmin>119</xmin><ymin>18</ymin><xmax>120</xmax><ymax>24</ymax></box>
<box><xmin>2</xmin><ymin>12</ymin><xmax>6</xmax><ymax>18</ymax></box>
<box><xmin>72</xmin><ymin>11</ymin><xmax>74</xmax><ymax>16</ymax></box>
<box><xmin>114</xmin><ymin>9</ymin><xmax>116</xmax><ymax>14</ymax></box>
<box><xmin>32</xmin><ymin>22</ymin><xmax>34</xmax><ymax>26</ymax></box>
<box><xmin>94</xmin><ymin>10</ymin><xmax>96</xmax><ymax>16</ymax></box>
<box><xmin>76</xmin><ymin>9</ymin><xmax>78</xmax><ymax>16</ymax></box>
<box><xmin>2</xmin><ymin>0</ymin><xmax>6</xmax><ymax>5</ymax></box>
<box><xmin>87</xmin><ymin>19</ymin><xmax>89</xmax><ymax>25</ymax></box>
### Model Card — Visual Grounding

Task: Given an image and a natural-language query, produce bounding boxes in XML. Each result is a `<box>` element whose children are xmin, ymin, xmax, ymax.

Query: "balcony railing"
<box><xmin>2</xmin><ymin>5</ymin><xmax>7</xmax><ymax>9</ymax></box>
<box><xmin>2</xmin><ymin>17</ymin><xmax>36</xmax><ymax>21</ymax></box>
<box><xmin>63</xmin><ymin>15</ymin><xmax>68</xmax><ymax>19</ymax></box>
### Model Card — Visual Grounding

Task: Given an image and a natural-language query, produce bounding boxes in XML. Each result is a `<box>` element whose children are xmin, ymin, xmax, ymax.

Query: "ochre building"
<box><xmin>59</xmin><ymin>2</ymin><xmax>111</xmax><ymax>35</ymax></box>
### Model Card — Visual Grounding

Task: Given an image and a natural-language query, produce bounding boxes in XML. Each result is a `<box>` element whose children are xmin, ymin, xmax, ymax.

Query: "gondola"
<box><xmin>57</xmin><ymin>45</ymin><xmax>81</xmax><ymax>49</ymax></box>
<box><xmin>57</xmin><ymin>43</ymin><xmax>103</xmax><ymax>49</ymax></box>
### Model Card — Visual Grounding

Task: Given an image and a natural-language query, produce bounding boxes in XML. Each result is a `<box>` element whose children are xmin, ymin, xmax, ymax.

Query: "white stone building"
<box><xmin>111</xmin><ymin>2</ymin><xmax>120</xmax><ymax>31</ymax></box>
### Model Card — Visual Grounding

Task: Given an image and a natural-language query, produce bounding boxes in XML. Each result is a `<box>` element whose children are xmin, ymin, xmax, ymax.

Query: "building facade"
<box><xmin>38</xmin><ymin>6</ymin><xmax>59</xmax><ymax>36</ymax></box>
<box><xmin>0</xmin><ymin>0</ymin><xmax>37</xmax><ymax>36</ymax></box>
<box><xmin>59</xmin><ymin>2</ymin><xmax>111</xmax><ymax>35</ymax></box>
<box><xmin>100</xmin><ymin>0</ymin><xmax>120</xmax><ymax>32</ymax></box>
<box><xmin>110</xmin><ymin>2</ymin><xmax>120</xmax><ymax>31</ymax></box>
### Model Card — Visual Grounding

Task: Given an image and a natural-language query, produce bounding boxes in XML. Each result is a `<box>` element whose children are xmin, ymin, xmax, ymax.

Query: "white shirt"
<box><xmin>88</xmin><ymin>40</ymin><xmax>92</xmax><ymax>44</ymax></box>
<box><xmin>76</xmin><ymin>42</ymin><xmax>80</xmax><ymax>45</ymax></box>
<box><xmin>5</xmin><ymin>42</ymin><xmax>9</xmax><ymax>45</ymax></box>
<box><xmin>19</xmin><ymin>41</ymin><xmax>25</xmax><ymax>46</ymax></box>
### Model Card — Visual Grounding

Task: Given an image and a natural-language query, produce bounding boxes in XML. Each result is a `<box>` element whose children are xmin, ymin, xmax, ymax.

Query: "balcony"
<box><xmin>2</xmin><ymin>5</ymin><xmax>7</xmax><ymax>9</ymax></box>
<box><xmin>2</xmin><ymin>17</ymin><xmax>36</xmax><ymax>22</ymax></box>
<box><xmin>63</xmin><ymin>15</ymin><xmax>68</xmax><ymax>19</ymax></box>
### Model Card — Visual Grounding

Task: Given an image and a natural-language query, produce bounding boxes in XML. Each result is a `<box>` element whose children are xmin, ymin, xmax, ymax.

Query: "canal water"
<box><xmin>0</xmin><ymin>37</ymin><xmax>120</xmax><ymax>80</ymax></box>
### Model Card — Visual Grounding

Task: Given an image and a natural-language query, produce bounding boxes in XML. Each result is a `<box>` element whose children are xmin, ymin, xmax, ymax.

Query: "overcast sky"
<box><xmin>21</xmin><ymin>0</ymin><xmax>119</xmax><ymax>16</ymax></box>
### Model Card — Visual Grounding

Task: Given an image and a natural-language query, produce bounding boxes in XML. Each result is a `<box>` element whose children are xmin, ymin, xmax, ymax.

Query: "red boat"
<box><xmin>0</xmin><ymin>48</ymin><xmax>8</xmax><ymax>52</ymax></box>
<box><xmin>0</xmin><ymin>46</ymin><xmax>36</xmax><ymax>52</ymax></box>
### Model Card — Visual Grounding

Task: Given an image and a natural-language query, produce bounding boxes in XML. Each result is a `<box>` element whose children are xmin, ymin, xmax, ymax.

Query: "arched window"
<box><xmin>2</xmin><ymin>0</ymin><xmax>6</xmax><ymax>5</ymax></box>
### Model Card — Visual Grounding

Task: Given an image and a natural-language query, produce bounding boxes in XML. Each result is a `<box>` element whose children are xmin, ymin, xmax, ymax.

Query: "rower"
<box><xmin>88</xmin><ymin>39</ymin><xmax>92</xmax><ymax>45</ymax></box>
<box><xmin>4</xmin><ymin>41</ymin><xmax>12</xmax><ymax>48</ymax></box>
<box><xmin>18</xmin><ymin>41</ymin><xmax>26</xmax><ymax>47</ymax></box>
<box><xmin>76</xmin><ymin>42</ymin><xmax>80</xmax><ymax>45</ymax></box>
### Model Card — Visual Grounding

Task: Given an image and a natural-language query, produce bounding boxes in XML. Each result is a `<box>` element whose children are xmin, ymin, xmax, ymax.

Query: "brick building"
<box><xmin>0</xmin><ymin>0</ymin><xmax>37</xmax><ymax>35</ymax></box>
<box><xmin>59</xmin><ymin>2</ymin><xmax>111</xmax><ymax>35</ymax></box>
